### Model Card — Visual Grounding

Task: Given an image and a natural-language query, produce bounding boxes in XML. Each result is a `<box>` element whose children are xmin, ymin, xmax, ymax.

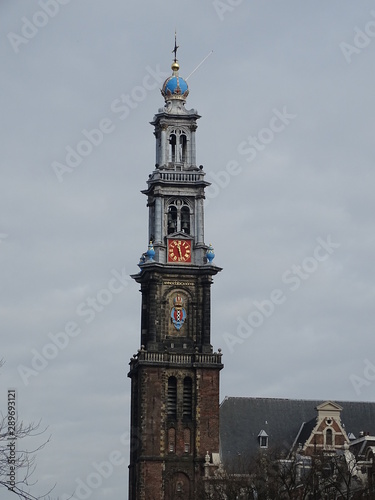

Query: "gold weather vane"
<box><xmin>172</xmin><ymin>31</ymin><xmax>179</xmax><ymax>62</ymax></box>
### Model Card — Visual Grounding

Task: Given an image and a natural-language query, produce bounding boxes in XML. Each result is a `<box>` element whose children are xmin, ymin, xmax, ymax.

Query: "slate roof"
<box><xmin>219</xmin><ymin>397</ymin><xmax>375</xmax><ymax>466</ymax></box>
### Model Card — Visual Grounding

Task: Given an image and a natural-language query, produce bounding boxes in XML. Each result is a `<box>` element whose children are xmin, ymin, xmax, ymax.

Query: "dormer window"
<box><xmin>258</xmin><ymin>430</ymin><xmax>268</xmax><ymax>449</ymax></box>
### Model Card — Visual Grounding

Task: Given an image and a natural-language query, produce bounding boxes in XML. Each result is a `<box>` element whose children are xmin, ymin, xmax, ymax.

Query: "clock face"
<box><xmin>168</xmin><ymin>239</ymin><xmax>192</xmax><ymax>263</ymax></box>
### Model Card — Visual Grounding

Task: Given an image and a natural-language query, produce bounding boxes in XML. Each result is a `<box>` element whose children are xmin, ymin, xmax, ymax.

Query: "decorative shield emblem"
<box><xmin>171</xmin><ymin>294</ymin><xmax>186</xmax><ymax>331</ymax></box>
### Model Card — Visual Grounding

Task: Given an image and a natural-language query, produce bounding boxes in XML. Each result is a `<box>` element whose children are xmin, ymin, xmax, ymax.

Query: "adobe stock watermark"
<box><xmin>7</xmin><ymin>0</ymin><xmax>73</xmax><ymax>54</ymax></box>
<box><xmin>7</xmin><ymin>389</ymin><xmax>17</xmax><ymax>492</ymax></box>
<box><xmin>51</xmin><ymin>65</ymin><xmax>168</xmax><ymax>183</ymax></box>
<box><xmin>60</xmin><ymin>449</ymin><xmax>125</xmax><ymax>500</ymax></box>
<box><xmin>212</xmin><ymin>0</ymin><xmax>244</xmax><ymax>21</ymax></box>
<box><xmin>205</xmin><ymin>106</ymin><xmax>296</xmax><ymax>205</ymax></box>
<box><xmin>340</xmin><ymin>11</ymin><xmax>375</xmax><ymax>63</ymax></box>
<box><xmin>350</xmin><ymin>359</ymin><xmax>375</xmax><ymax>396</ymax></box>
<box><xmin>17</xmin><ymin>266</ymin><xmax>130</xmax><ymax>386</ymax></box>
<box><xmin>60</xmin><ymin>428</ymin><xmax>141</xmax><ymax>500</ymax></box>
<box><xmin>222</xmin><ymin>235</ymin><xmax>341</xmax><ymax>353</ymax></box>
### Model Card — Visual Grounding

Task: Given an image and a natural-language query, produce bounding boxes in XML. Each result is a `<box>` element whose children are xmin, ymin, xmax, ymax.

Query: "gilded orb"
<box><xmin>171</xmin><ymin>61</ymin><xmax>179</xmax><ymax>72</ymax></box>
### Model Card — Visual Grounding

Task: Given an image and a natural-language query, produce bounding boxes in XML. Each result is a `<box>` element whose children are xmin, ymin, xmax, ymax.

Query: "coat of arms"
<box><xmin>170</xmin><ymin>294</ymin><xmax>186</xmax><ymax>331</ymax></box>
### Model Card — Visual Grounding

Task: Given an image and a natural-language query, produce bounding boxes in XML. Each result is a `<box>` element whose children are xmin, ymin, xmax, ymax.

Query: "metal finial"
<box><xmin>172</xmin><ymin>30</ymin><xmax>179</xmax><ymax>62</ymax></box>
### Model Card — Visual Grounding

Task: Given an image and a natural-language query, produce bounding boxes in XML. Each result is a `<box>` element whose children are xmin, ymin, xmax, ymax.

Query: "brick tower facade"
<box><xmin>128</xmin><ymin>45</ymin><xmax>223</xmax><ymax>500</ymax></box>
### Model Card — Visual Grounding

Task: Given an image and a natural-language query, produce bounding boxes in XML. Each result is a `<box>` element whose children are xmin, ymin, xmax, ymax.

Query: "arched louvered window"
<box><xmin>167</xmin><ymin>377</ymin><xmax>177</xmax><ymax>419</ymax></box>
<box><xmin>183</xmin><ymin>377</ymin><xmax>192</xmax><ymax>420</ymax></box>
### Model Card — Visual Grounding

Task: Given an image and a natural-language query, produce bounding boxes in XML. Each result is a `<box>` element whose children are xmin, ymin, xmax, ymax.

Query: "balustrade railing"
<box><xmin>129</xmin><ymin>349</ymin><xmax>222</xmax><ymax>366</ymax></box>
<box><xmin>150</xmin><ymin>171</ymin><xmax>204</xmax><ymax>183</ymax></box>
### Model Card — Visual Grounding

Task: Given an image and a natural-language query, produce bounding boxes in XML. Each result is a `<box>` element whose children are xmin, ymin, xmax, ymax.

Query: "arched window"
<box><xmin>183</xmin><ymin>377</ymin><xmax>193</xmax><ymax>420</ymax></box>
<box><xmin>168</xmin><ymin>129</ymin><xmax>188</xmax><ymax>164</ymax></box>
<box><xmin>181</xmin><ymin>206</ymin><xmax>190</xmax><ymax>234</ymax></box>
<box><xmin>166</xmin><ymin>199</ymin><xmax>191</xmax><ymax>235</ymax></box>
<box><xmin>167</xmin><ymin>205</ymin><xmax>177</xmax><ymax>234</ymax></box>
<box><xmin>326</xmin><ymin>428</ymin><xmax>333</xmax><ymax>447</ymax></box>
<box><xmin>169</xmin><ymin>133</ymin><xmax>177</xmax><ymax>162</ymax></box>
<box><xmin>179</xmin><ymin>134</ymin><xmax>187</xmax><ymax>162</ymax></box>
<box><xmin>167</xmin><ymin>377</ymin><xmax>177</xmax><ymax>419</ymax></box>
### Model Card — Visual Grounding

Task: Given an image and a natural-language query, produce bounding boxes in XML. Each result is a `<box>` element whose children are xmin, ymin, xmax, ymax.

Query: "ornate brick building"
<box><xmin>220</xmin><ymin>397</ymin><xmax>375</xmax><ymax>463</ymax></box>
<box><xmin>128</xmin><ymin>44</ymin><xmax>223</xmax><ymax>500</ymax></box>
<box><xmin>220</xmin><ymin>397</ymin><xmax>375</xmax><ymax>496</ymax></box>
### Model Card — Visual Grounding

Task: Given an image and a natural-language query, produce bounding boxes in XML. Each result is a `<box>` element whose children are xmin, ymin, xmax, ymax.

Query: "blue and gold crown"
<box><xmin>161</xmin><ymin>61</ymin><xmax>189</xmax><ymax>101</ymax></box>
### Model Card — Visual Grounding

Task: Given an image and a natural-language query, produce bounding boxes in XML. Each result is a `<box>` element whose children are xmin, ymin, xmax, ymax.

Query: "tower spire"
<box><xmin>128</xmin><ymin>45</ymin><xmax>223</xmax><ymax>500</ymax></box>
<box><xmin>161</xmin><ymin>33</ymin><xmax>188</xmax><ymax>101</ymax></box>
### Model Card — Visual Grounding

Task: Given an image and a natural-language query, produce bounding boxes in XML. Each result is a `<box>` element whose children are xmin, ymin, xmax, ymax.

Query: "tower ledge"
<box><xmin>128</xmin><ymin>349</ymin><xmax>223</xmax><ymax>377</ymax></box>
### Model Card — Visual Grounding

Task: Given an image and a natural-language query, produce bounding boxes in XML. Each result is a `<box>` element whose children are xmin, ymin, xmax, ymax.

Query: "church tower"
<box><xmin>128</xmin><ymin>43</ymin><xmax>223</xmax><ymax>500</ymax></box>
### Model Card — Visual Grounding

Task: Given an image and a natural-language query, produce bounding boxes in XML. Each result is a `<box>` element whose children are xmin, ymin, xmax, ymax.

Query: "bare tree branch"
<box><xmin>0</xmin><ymin>361</ymin><xmax>57</xmax><ymax>500</ymax></box>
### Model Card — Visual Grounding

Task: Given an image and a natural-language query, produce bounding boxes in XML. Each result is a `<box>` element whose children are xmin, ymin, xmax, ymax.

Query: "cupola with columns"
<box><xmin>141</xmin><ymin>49</ymin><xmax>209</xmax><ymax>267</ymax></box>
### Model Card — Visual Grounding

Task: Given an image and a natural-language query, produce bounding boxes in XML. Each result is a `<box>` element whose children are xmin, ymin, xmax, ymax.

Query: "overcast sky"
<box><xmin>2</xmin><ymin>1</ymin><xmax>375</xmax><ymax>499</ymax></box>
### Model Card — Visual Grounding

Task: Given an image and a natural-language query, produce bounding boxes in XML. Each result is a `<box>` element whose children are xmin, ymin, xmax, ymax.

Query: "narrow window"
<box><xmin>167</xmin><ymin>377</ymin><xmax>177</xmax><ymax>419</ymax></box>
<box><xmin>169</xmin><ymin>133</ymin><xmax>176</xmax><ymax>162</ymax></box>
<box><xmin>167</xmin><ymin>205</ymin><xmax>177</xmax><ymax>234</ymax></box>
<box><xmin>179</xmin><ymin>134</ymin><xmax>187</xmax><ymax>163</ymax></box>
<box><xmin>168</xmin><ymin>427</ymin><xmax>176</xmax><ymax>453</ymax></box>
<box><xmin>258</xmin><ymin>430</ymin><xmax>268</xmax><ymax>448</ymax></box>
<box><xmin>181</xmin><ymin>206</ymin><xmax>190</xmax><ymax>234</ymax></box>
<box><xmin>176</xmin><ymin>481</ymin><xmax>183</xmax><ymax>492</ymax></box>
<box><xmin>326</xmin><ymin>428</ymin><xmax>333</xmax><ymax>446</ymax></box>
<box><xmin>183</xmin><ymin>377</ymin><xmax>192</xmax><ymax>419</ymax></box>
<box><xmin>184</xmin><ymin>428</ymin><xmax>191</xmax><ymax>453</ymax></box>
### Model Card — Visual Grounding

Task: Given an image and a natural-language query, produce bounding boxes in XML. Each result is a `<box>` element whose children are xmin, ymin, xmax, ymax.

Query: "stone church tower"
<box><xmin>128</xmin><ymin>46</ymin><xmax>223</xmax><ymax>500</ymax></box>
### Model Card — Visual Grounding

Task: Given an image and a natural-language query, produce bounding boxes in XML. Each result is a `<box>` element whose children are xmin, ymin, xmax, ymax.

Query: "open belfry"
<box><xmin>128</xmin><ymin>40</ymin><xmax>223</xmax><ymax>499</ymax></box>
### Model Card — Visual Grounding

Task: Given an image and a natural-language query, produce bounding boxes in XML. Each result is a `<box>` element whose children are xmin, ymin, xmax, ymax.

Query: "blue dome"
<box><xmin>164</xmin><ymin>75</ymin><xmax>188</xmax><ymax>95</ymax></box>
<box><xmin>161</xmin><ymin>71</ymin><xmax>189</xmax><ymax>101</ymax></box>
